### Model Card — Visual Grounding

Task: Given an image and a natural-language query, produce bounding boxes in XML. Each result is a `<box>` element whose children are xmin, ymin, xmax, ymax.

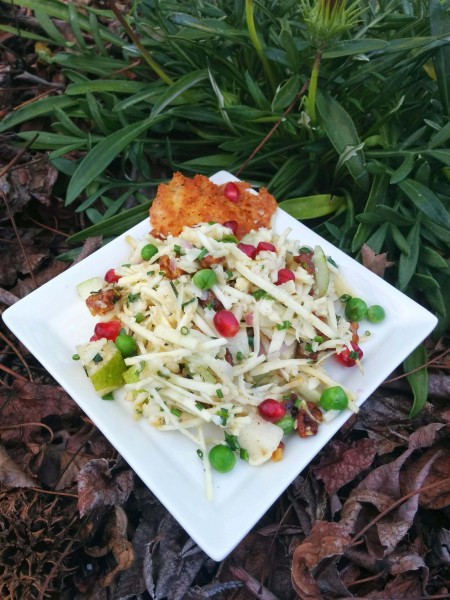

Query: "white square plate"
<box><xmin>3</xmin><ymin>171</ymin><xmax>437</xmax><ymax>560</ymax></box>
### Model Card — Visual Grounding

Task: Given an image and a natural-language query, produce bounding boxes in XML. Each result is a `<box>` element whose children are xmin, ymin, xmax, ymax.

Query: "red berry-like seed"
<box><xmin>335</xmin><ymin>342</ymin><xmax>364</xmax><ymax>367</ymax></box>
<box><xmin>237</xmin><ymin>243</ymin><xmax>257</xmax><ymax>259</ymax></box>
<box><xmin>213</xmin><ymin>310</ymin><xmax>240</xmax><ymax>338</ymax></box>
<box><xmin>224</xmin><ymin>182</ymin><xmax>240</xmax><ymax>202</ymax></box>
<box><xmin>90</xmin><ymin>334</ymin><xmax>100</xmax><ymax>342</ymax></box>
<box><xmin>275</xmin><ymin>268</ymin><xmax>295</xmax><ymax>285</ymax></box>
<box><xmin>94</xmin><ymin>320</ymin><xmax>122</xmax><ymax>341</ymax></box>
<box><xmin>256</xmin><ymin>241</ymin><xmax>276</xmax><ymax>253</ymax></box>
<box><xmin>258</xmin><ymin>399</ymin><xmax>286</xmax><ymax>423</ymax></box>
<box><xmin>105</xmin><ymin>269</ymin><xmax>120</xmax><ymax>283</ymax></box>
<box><xmin>223</xmin><ymin>220</ymin><xmax>238</xmax><ymax>235</ymax></box>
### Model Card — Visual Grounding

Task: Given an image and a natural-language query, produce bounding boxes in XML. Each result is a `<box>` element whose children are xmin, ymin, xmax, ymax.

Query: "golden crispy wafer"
<box><xmin>149</xmin><ymin>172</ymin><xmax>277</xmax><ymax>238</ymax></box>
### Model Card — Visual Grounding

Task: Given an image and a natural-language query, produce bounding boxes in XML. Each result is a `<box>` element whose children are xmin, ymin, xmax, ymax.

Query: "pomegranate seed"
<box><xmin>258</xmin><ymin>399</ymin><xmax>286</xmax><ymax>423</ymax></box>
<box><xmin>335</xmin><ymin>342</ymin><xmax>364</xmax><ymax>367</ymax></box>
<box><xmin>105</xmin><ymin>269</ymin><xmax>120</xmax><ymax>284</ymax></box>
<box><xmin>90</xmin><ymin>334</ymin><xmax>100</xmax><ymax>341</ymax></box>
<box><xmin>223</xmin><ymin>220</ymin><xmax>238</xmax><ymax>236</ymax></box>
<box><xmin>275</xmin><ymin>268</ymin><xmax>295</xmax><ymax>285</ymax></box>
<box><xmin>237</xmin><ymin>243</ymin><xmax>257</xmax><ymax>259</ymax></box>
<box><xmin>94</xmin><ymin>320</ymin><xmax>122</xmax><ymax>341</ymax></box>
<box><xmin>213</xmin><ymin>310</ymin><xmax>240</xmax><ymax>338</ymax></box>
<box><xmin>224</xmin><ymin>182</ymin><xmax>240</xmax><ymax>202</ymax></box>
<box><xmin>256</xmin><ymin>241</ymin><xmax>276</xmax><ymax>253</ymax></box>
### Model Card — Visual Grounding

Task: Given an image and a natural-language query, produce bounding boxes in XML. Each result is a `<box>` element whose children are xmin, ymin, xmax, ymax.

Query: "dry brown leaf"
<box><xmin>312</xmin><ymin>438</ymin><xmax>377</xmax><ymax>495</ymax></box>
<box><xmin>401</xmin><ymin>444</ymin><xmax>450</xmax><ymax>510</ymax></box>
<box><xmin>361</xmin><ymin>244</ymin><xmax>395</xmax><ymax>278</ymax></box>
<box><xmin>77</xmin><ymin>458</ymin><xmax>134</xmax><ymax>517</ymax></box>
<box><xmin>291</xmin><ymin>521</ymin><xmax>351</xmax><ymax>599</ymax></box>
<box><xmin>0</xmin><ymin>443</ymin><xmax>36</xmax><ymax>488</ymax></box>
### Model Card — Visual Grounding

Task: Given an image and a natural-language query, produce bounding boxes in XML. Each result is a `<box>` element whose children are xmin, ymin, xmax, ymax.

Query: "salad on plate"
<box><xmin>74</xmin><ymin>175</ymin><xmax>383</xmax><ymax>499</ymax></box>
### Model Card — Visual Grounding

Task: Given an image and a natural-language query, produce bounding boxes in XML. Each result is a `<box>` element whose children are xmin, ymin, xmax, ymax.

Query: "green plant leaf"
<box><xmin>66</xmin><ymin>117</ymin><xmax>158</xmax><ymax>204</ymax></box>
<box><xmin>68</xmin><ymin>200</ymin><xmax>152</xmax><ymax>243</ymax></box>
<box><xmin>323</xmin><ymin>38</ymin><xmax>388</xmax><ymax>58</ymax></box>
<box><xmin>151</xmin><ymin>70</ymin><xmax>209</xmax><ymax>118</ymax></box>
<box><xmin>398</xmin><ymin>220</ymin><xmax>421</xmax><ymax>290</ymax></box>
<box><xmin>423</xmin><ymin>150</ymin><xmax>450</xmax><ymax>167</ymax></box>
<box><xmin>0</xmin><ymin>97</ymin><xmax>78</xmax><ymax>133</ymax></box>
<box><xmin>66</xmin><ymin>80</ymin><xmax>146</xmax><ymax>95</ymax></box>
<box><xmin>279</xmin><ymin>194</ymin><xmax>345</xmax><ymax>219</ymax></box>
<box><xmin>316</xmin><ymin>90</ymin><xmax>369</xmax><ymax>190</ymax></box>
<box><xmin>398</xmin><ymin>178</ymin><xmax>450</xmax><ymax>228</ymax></box>
<box><xmin>271</xmin><ymin>75</ymin><xmax>301</xmax><ymax>113</ymax></box>
<box><xmin>404</xmin><ymin>343</ymin><xmax>429</xmax><ymax>419</ymax></box>
<box><xmin>430</xmin><ymin>0</ymin><xmax>450</xmax><ymax>115</ymax></box>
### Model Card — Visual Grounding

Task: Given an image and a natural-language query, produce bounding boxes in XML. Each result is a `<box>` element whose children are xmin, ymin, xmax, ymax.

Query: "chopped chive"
<box><xmin>173</xmin><ymin>244</ymin><xmax>183</xmax><ymax>256</ymax></box>
<box><xmin>276</xmin><ymin>320</ymin><xmax>291</xmax><ymax>331</ymax></box>
<box><xmin>216</xmin><ymin>389</ymin><xmax>224</xmax><ymax>398</ymax></box>
<box><xmin>122</xmin><ymin>263</ymin><xmax>131</xmax><ymax>267</ymax></box>
<box><xmin>72</xmin><ymin>353</ymin><xmax>80</xmax><ymax>361</ymax></box>
<box><xmin>128</xmin><ymin>292</ymin><xmax>141</xmax><ymax>303</ymax></box>
<box><xmin>236</xmin><ymin>351</ymin><xmax>244</xmax><ymax>362</ymax></box>
<box><xmin>181</xmin><ymin>298</ymin><xmax>196</xmax><ymax>309</ymax></box>
<box><xmin>299</xmin><ymin>246</ymin><xmax>312</xmax><ymax>253</ymax></box>
<box><xmin>313</xmin><ymin>335</ymin><xmax>323</xmax><ymax>343</ymax></box>
<box><xmin>349</xmin><ymin>350</ymin><xmax>359</xmax><ymax>360</ymax></box>
<box><xmin>216</xmin><ymin>407</ymin><xmax>229</xmax><ymax>425</ymax></box>
<box><xmin>102</xmin><ymin>392</ymin><xmax>114</xmax><ymax>400</ymax></box>
<box><xmin>170</xmin><ymin>281</ymin><xmax>178</xmax><ymax>297</ymax></box>
<box><xmin>225</xmin><ymin>432</ymin><xmax>240</xmax><ymax>450</ymax></box>
<box><xmin>220</xmin><ymin>234</ymin><xmax>238</xmax><ymax>243</ymax></box>
<box><xmin>252</xmin><ymin>289</ymin><xmax>267</xmax><ymax>300</ymax></box>
<box><xmin>93</xmin><ymin>353</ymin><xmax>103</xmax><ymax>363</ymax></box>
<box><xmin>159</xmin><ymin>271</ymin><xmax>165</xmax><ymax>276</ymax></box>
<box><xmin>339</xmin><ymin>294</ymin><xmax>351</xmax><ymax>302</ymax></box>
<box><xmin>195</xmin><ymin>401</ymin><xmax>204</xmax><ymax>411</ymax></box>
<box><xmin>157</xmin><ymin>369</ymin><xmax>170</xmax><ymax>379</ymax></box>
<box><xmin>305</xmin><ymin>343</ymin><xmax>313</xmax><ymax>352</ymax></box>
<box><xmin>135</xmin><ymin>312</ymin><xmax>145</xmax><ymax>323</ymax></box>
<box><xmin>365</xmin><ymin>330</ymin><xmax>371</xmax><ymax>336</ymax></box>
<box><xmin>239</xmin><ymin>448</ymin><xmax>249</xmax><ymax>461</ymax></box>
<box><xmin>327</xmin><ymin>256</ymin><xmax>338</xmax><ymax>268</ymax></box>
<box><xmin>196</xmin><ymin>247</ymin><xmax>208</xmax><ymax>261</ymax></box>
<box><xmin>180</xmin><ymin>326</ymin><xmax>189</xmax><ymax>335</ymax></box>
<box><xmin>170</xmin><ymin>407</ymin><xmax>182</xmax><ymax>417</ymax></box>
<box><xmin>226</xmin><ymin>270</ymin><xmax>234</xmax><ymax>279</ymax></box>
<box><xmin>197</xmin><ymin>449</ymin><xmax>204</xmax><ymax>459</ymax></box>
<box><xmin>147</xmin><ymin>270</ymin><xmax>155</xmax><ymax>276</ymax></box>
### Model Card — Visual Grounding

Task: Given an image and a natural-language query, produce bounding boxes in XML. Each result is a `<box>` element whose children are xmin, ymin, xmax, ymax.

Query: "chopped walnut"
<box><xmin>199</xmin><ymin>255</ymin><xmax>225</xmax><ymax>269</ymax></box>
<box><xmin>296</xmin><ymin>401</ymin><xmax>323</xmax><ymax>438</ymax></box>
<box><xmin>159</xmin><ymin>255</ymin><xmax>186</xmax><ymax>280</ymax></box>
<box><xmin>86</xmin><ymin>289</ymin><xmax>118</xmax><ymax>316</ymax></box>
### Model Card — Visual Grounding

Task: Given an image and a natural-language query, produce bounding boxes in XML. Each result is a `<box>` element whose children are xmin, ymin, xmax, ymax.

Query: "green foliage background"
<box><xmin>2</xmin><ymin>0</ymin><xmax>450</xmax><ymax>354</ymax></box>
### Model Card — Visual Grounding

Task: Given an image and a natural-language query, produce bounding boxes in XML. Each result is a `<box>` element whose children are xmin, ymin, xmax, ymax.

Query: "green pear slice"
<box><xmin>77</xmin><ymin>339</ymin><xmax>126</xmax><ymax>396</ymax></box>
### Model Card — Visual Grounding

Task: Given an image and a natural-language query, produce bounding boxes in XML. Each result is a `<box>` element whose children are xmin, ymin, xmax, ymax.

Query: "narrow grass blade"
<box><xmin>430</xmin><ymin>0</ymin><xmax>450</xmax><ymax>115</ymax></box>
<box><xmin>68</xmin><ymin>201</ymin><xmax>152</xmax><ymax>243</ymax></box>
<box><xmin>398</xmin><ymin>178</ymin><xmax>450</xmax><ymax>228</ymax></box>
<box><xmin>66</xmin><ymin>117</ymin><xmax>157</xmax><ymax>204</ymax></box>
<box><xmin>404</xmin><ymin>344</ymin><xmax>429</xmax><ymax>418</ymax></box>
<box><xmin>151</xmin><ymin>70</ymin><xmax>208</xmax><ymax>118</ymax></box>
<box><xmin>0</xmin><ymin>97</ymin><xmax>78</xmax><ymax>133</ymax></box>
<box><xmin>316</xmin><ymin>90</ymin><xmax>369</xmax><ymax>190</ymax></box>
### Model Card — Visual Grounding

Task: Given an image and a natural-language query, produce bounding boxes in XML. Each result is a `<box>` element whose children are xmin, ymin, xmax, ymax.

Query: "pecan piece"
<box><xmin>297</xmin><ymin>401</ymin><xmax>323</xmax><ymax>438</ymax></box>
<box><xmin>159</xmin><ymin>255</ymin><xmax>186</xmax><ymax>280</ymax></box>
<box><xmin>199</xmin><ymin>255</ymin><xmax>225</xmax><ymax>269</ymax></box>
<box><xmin>86</xmin><ymin>289</ymin><xmax>118</xmax><ymax>316</ymax></box>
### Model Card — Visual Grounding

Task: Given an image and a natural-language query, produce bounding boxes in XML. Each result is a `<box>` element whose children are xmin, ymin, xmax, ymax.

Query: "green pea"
<box><xmin>367</xmin><ymin>305</ymin><xmax>386</xmax><ymax>323</ymax></box>
<box><xmin>141</xmin><ymin>243</ymin><xmax>158</xmax><ymax>260</ymax></box>
<box><xmin>345</xmin><ymin>297</ymin><xmax>368</xmax><ymax>322</ymax></box>
<box><xmin>193</xmin><ymin>268</ymin><xmax>217</xmax><ymax>290</ymax></box>
<box><xmin>208</xmin><ymin>444</ymin><xmax>236</xmax><ymax>473</ymax></box>
<box><xmin>319</xmin><ymin>386</ymin><xmax>349</xmax><ymax>411</ymax></box>
<box><xmin>115</xmin><ymin>334</ymin><xmax>137</xmax><ymax>357</ymax></box>
<box><xmin>275</xmin><ymin>414</ymin><xmax>295</xmax><ymax>435</ymax></box>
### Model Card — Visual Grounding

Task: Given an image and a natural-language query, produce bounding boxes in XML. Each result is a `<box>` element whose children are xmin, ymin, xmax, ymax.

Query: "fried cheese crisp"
<box><xmin>149</xmin><ymin>172</ymin><xmax>277</xmax><ymax>238</ymax></box>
